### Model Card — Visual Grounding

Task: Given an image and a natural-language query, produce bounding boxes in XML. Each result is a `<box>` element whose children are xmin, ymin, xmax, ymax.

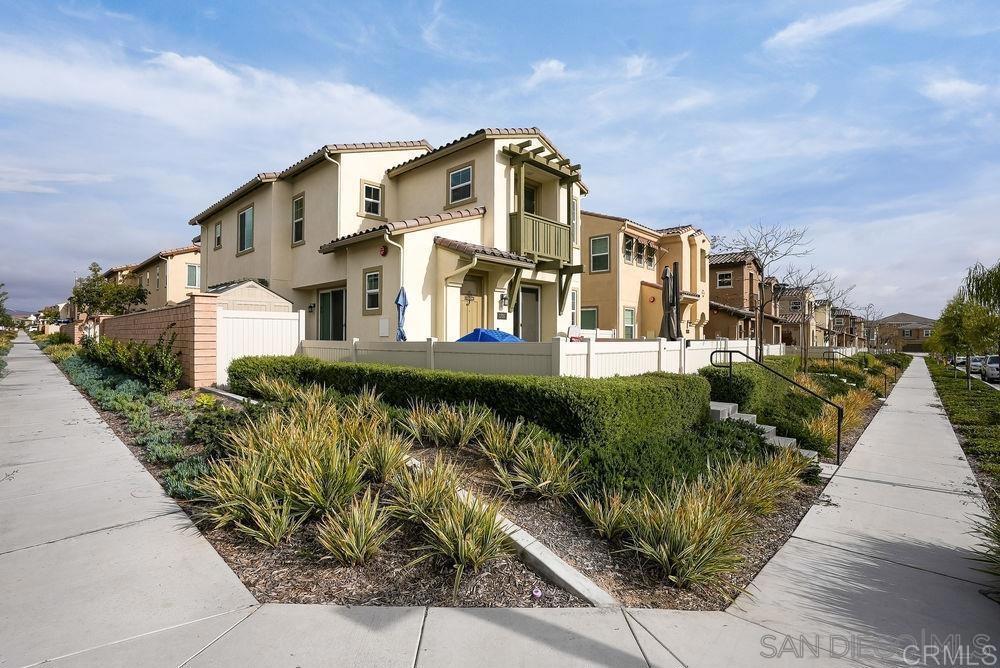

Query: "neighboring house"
<box><xmin>128</xmin><ymin>245</ymin><xmax>202</xmax><ymax>311</ymax></box>
<box><xmin>778</xmin><ymin>286</ymin><xmax>820</xmax><ymax>347</ymax></box>
<box><xmin>189</xmin><ymin>128</ymin><xmax>586</xmax><ymax>342</ymax></box>
<box><xmin>578</xmin><ymin>211</ymin><xmax>710</xmax><ymax>339</ymax></box>
<box><xmin>704</xmin><ymin>252</ymin><xmax>782</xmax><ymax>343</ymax></box>
<box><xmin>877</xmin><ymin>312</ymin><xmax>937</xmax><ymax>352</ymax></box>
<box><xmin>102</xmin><ymin>264</ymin><xmax>135</xmax><ymax>284</ymax></box>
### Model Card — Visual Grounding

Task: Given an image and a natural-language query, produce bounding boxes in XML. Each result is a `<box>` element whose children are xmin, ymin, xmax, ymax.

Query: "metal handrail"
<box><xmin>711</xmin><ymin>349</ymin><xmax>845</xmax><ymax>465</ymax></box>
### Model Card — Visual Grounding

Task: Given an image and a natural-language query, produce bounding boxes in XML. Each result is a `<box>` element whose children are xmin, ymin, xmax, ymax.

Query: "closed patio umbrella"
<box><xmin>395</xmin><ymin>287</ymin><xmax>408</xmax><ymax>341</ymax></box>
<box><xmin>659</xmin><ymin>265</ymin><xmax>680</xmax><ymax>340</ymax></box>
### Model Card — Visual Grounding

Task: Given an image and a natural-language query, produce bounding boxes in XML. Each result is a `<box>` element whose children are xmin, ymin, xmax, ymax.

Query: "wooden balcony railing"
<box><xmin>509</xmin><ymin>211</ymin><xmax>570</xmax><ymax>263</ymax></box>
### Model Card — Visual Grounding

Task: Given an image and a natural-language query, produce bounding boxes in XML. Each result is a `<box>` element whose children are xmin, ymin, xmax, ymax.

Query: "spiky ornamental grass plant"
<box><xmin>411</xmin><ymin>493</ymin><xmax>512</xmax><ymax>599</ymax></box>
<box><xmin>576</xmin><ymin>490</ymin><xmax>633</xmax><ymax>543</ymax></box>
<box><xmin>360</xmin><ymin>432</ymin><xmax>412</xmax><ymax>485</ymax></box>
<box><xmin>317</xmin><ymin>490</ymin><xmax>396</xmax><ymax>565</ymax></box>
<box><xmin>493</xmin><ymin>438</ymin><xmax>581</xmax><ymax>499</ymax></box>
<box><xmin>388</xmin><ymin>456</ymin><xmax>461</xmax><ymax>524</ymax></box>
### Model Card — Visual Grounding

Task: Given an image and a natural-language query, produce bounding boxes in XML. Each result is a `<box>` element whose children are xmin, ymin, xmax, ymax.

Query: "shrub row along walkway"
<box><xmin>2</xmin><ymin>337</ymin><xmax>995</xmax><ymax>667</ymax></box>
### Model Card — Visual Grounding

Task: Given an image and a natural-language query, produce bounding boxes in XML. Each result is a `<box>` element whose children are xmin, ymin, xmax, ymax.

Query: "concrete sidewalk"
<box><xmin>2</xmin><ymin>337</ymin><xmax>996</xmax><ymax>667</ymax></box>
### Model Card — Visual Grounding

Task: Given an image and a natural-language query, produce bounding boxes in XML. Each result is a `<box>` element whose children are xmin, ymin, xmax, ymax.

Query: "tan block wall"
<box><xmin>99</xmin><ymin>294</ymin><xmax>219</xmax><ymax>388</ymax></box>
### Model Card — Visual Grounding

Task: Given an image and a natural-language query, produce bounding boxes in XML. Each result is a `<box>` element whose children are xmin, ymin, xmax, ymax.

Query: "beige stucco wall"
<box><xmin>133</xmin><ymin>250</ymin><xmax>200</xmax><ymax>310</ymax></box>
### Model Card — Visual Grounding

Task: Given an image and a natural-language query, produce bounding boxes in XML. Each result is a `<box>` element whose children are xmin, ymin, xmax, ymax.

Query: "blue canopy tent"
<box><xmin>395</xmin><ymin>288</ymin><xmax>408</xmax><ymax>341</ymax></box>
<box><xmin>456</xmin><ymin>328</ymin><xmax>523</xmax><ymax>343</ymax></box>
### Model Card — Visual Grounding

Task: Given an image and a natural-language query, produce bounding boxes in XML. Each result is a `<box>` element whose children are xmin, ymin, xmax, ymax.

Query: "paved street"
<box><xmin>1</xmin><ymin>336</ymin><xmax>996</xmax><ymax>667</ymax></box>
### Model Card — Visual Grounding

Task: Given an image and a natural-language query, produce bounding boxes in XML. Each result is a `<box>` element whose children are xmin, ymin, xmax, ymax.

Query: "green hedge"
<box><xmin>81</xmin><ymin>331</ymin><xmax>183</xmax><ymax>392</ymax></box>
<box><xmin>228</xmin><ymin>355</ymin><xmax>711</xmax><ymax>491</ymax></box>
<box><xmin>698</xmin><ymin>355</ymin><xmax>799</xmax><ymax>416</ymax></box>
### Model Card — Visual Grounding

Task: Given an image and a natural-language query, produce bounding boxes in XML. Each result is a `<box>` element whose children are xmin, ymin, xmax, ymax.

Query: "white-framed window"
<box><xmin>581</xmin><ymin>307</ymin><xmax>597</xmax><ymax>330</ymax></box>
<box><xmin>448</xmin><ymin>164</ymin><xmax>473</xmax><ymax>205</ymax></box>
<box><xmin>623</xmin><ymin>235</ymin><xmax>634</xmax><ymax>263</ymax></box>
<box><xmin>145</xmin><ymin>271</ymin><xmax>150</xmax><ymax>287</ymax></box>
<box><xmin>186</xmin><ymin>264</ymin><xmax>200</xmax><ymax>289</ymax></box>
<box><xmin>155</xmin><ymin>266</ymin><xmax>160</xmax><ymax>289</ymax></box>
<box><xmin>903</xmin><ymin>329</ymin><xmax>912</xmax><ymax>337</ymax></box>
<box><xmin>238</xmin><ymin>205</ymin><xmax>254</xmax><ymax>252</ymax></box>
<box><xmin>292</xmin><ymin>194</ymin><xmax>305</xmax><ymax>244</ymax></box>
<box><xmin>363</xmin><ymin>183</ymin><xmax>382</xmax><ymax>217</ymax></box>
<box><xmin>623</xmin><ymin>307</ymin><xmax>636</xmax><ymax>339</ymax></box>
<box><xmin>570</xmin><ymin>289</ymin><xmax>578</xmax><ymax>326</ymax></box>
<box><xmin>645</xmin><ymin>244</ymin><xmax>655</xmax><ymax>268</ymax></box>
<box><xmin>364</xmin><ymin>269</ymin><xmax>381</xmax><ymax>311</ymax></box>
<box><xmin>589</xmin><ymin>235</ymin><xmax>610</xmax><ymax>272</ymax></box>
<box><xmin>923</xmin><ymin>329</ymin><xmax>931</xmax><ymax>337</ymax></box>
<box><xmin>790</xmin><ymin>300</ymin><xmax>802</xmax><ymax>312</ymax></box>
<box><xmin>835</xmin><ymin>317</ymin><xmax>845</xmax><ymax>326</ymax></box>
<box><xmin>214</xmin><ymin>221</ymin><xmax>222</xmax><ymax>249</ymax></box>
<box><xmin>717</xmin><ymin>271</ymin><xmax>733</xmax><ymax>288</ymax></box>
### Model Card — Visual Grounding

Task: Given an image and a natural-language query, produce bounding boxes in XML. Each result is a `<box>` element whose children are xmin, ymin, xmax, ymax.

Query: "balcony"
<box><xmin>509</xmin><ymin>211</ymin><xmax>571</xmax><ymax>263</ymax></box>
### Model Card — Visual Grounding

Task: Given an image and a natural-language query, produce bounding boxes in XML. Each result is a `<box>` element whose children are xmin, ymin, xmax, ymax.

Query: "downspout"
<box><xmin>382</xmin><ymin>230</ymin><xmax>405</xmax><ymax>337</ymax></box>
<box><xmin>442</xmin><ymin>257</ymin><xmax>479</xmax><ymax>341</ymax></box>
<box><xmin>322</xmin><ymin>152</ymin><xmax>343</xmax><ymax>239</ymax></box>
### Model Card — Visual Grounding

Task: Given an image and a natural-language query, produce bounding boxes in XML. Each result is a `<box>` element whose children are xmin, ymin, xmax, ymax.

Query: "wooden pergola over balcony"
<box><xmin>502</xmin><ymin>141</ymin><xmax>584</xmax><ymax>314</ymax></box>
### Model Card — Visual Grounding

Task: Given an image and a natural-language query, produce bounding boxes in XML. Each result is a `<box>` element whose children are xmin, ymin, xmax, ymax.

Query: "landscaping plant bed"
<box><xmin>818</xmin><ymin>397</ymin><xmax>882</xmax><ymax>465</ymax></box>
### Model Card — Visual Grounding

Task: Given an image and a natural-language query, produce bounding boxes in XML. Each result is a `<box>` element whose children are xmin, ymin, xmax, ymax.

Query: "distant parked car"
<box><xmin>969</xmin><ymin>356</ymin><xmax>985</xmax><ymax>373</ymax></box>
<box><xmin>954</xmin><ymin>356</ymin><xmax>967</xmax><ymax>367</ymax></box>
<box><xmin>982</xmin><ymin>355</ymin><xmax>1000</xmax><ymax>383</ymax></box>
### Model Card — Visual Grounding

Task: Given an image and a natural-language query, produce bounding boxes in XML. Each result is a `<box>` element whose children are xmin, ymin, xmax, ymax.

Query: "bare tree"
<box><xmin>860</xmin><ymin>303</ymin><xmax>884</xmax><ymax>352</ymax></box>
<box><xmin>716</xmin><ymin>222</ymin><xmax>812</xmax><ymax>361</ymax></box>
<box><xmin>781</xmin><ymin>265</ymin><xmax>834</xmax><ymax>370</ymax></box>
<box><xmin>816</xmin><ymin>276</ymin><xmax>856</xmax><ymax>353</ymax></box>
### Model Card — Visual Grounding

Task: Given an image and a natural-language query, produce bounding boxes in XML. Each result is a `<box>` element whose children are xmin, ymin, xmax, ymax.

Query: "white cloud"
<box><xmin>623</xmin><ymin>54</ymin><xmax>651</xmax><ymax>79</ymax></box>
<box><xmin>920</xmin><ymin>77</ymin><xmax>990</xmax><ymax>104</ymax></box>
<box><xmin>0</xmin><ymin>166</ymin><xmax>112</xmax><ymax>194</ymax></box>
<box><xmin>525</xmin><ymin>59</ymin><xmax>569</xmax><ymax>89</ymax></box>
<box><xmin>765</xmin><ymin>0</ymin><xmax>910</xmax><ymax>50</ymax></box>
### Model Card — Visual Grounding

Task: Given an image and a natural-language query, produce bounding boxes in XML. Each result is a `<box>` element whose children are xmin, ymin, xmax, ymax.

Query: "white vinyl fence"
<box><xmin>216</xmin><ymin>309</ymin><xmax>305</xmax><ymax>386</ymax></box>
<box><xmin>299</xmin><ymin>337</ymin><xmax>785</xmax><ymax>380</ymax></box>
<box><xmin>785</xmin><ymin>345</ymin><xmax>866</xmax><ymax>358</ymax></box>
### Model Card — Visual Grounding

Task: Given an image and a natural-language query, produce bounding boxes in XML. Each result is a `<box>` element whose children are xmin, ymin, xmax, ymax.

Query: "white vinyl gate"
<box><xmin>216</xmin><ymin>309</ymin><xmax>305</xmax><ymax>386</ymax></box>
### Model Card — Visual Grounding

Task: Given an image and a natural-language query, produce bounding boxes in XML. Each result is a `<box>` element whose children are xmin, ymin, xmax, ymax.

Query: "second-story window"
<box><xmin>238</xmin><ymin>205</ymin><xmax>254</xmax><ymax>253</ymax></box>
<box><xmin>448</xmin><ymin>163</ymin><xmax>473</xmax><ymax>205</ymax></box>
<box><xmin>645</xmin><ymin>245</ymin><xmax>655</xmax><ymax>268</ymax></box>
<box><xmin>590</xmin><ymin>236</ymin><xmax>610</xmax><ymax>272</ymax></box>
<box><xmin>923</xmin><ymin>328</ymin><xmax>931</xmax><ymax>337</ymax></box>
<box><xmin>363</xmin><ymin>183</ymin><xmax>382</xmax><ymax>217</ymax></box>
<box><xmin>214</xmin><ymin>222</ymin><xmax>222</xmax><ymax>249</ymax></box>
<box><xmin>292</xmin><ymin>194</ymin><xmax>305</xmax><ymax>244</ymax></box>
<box><xmin>155</xmin><ymin>266</ymin><xmax>160</xmax><ymax>289</ymax></box>
<box><xmin>186</xmin><ymin>264</ymin><xmax>200</xmax><ymax>289</ymax></box>
<box><xmin>570</xmin><ymin>198</ymin><xmax>578</xmax><ymax>245</ymax></box>
<box><xmin>635</xmin><ymin>241</ymin><xmax>645</xmax><ymax>265</ymax></box>
<box><xmin>623</xmin><ymin>235</ymin><xmax>634</xmax><ymax>263</ymax></box>
<box><xmin>145</xmin><ymin>271</ymin><xmax>150</xmax><ymax>287</ymax></box>
<box><xmin>903</xmin><ymin>329</ymin><xmax>911</xmax><ymax>337</ymax></box>
<box><xmin>717</xmin><ymin>271</ymin><xmax>733</xmax><ymax>288</ymax></box>
<box><xmin>790</xmin><ymin>300</ymin><xmax>802</xmax><ymax>312</ymax></box>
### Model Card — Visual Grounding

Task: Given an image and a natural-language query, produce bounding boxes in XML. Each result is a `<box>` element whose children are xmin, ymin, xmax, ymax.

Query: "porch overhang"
<box><xmin>433</xmin><ymin>237</ymin><xmax>535</xmax><ymax>269</ymax></box>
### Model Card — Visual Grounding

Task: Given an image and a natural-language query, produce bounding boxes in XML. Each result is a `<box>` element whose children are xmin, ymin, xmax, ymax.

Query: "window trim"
<box><xmin>237</xmin><ymin>203</ymin><xmax>255</xmax><ymax>255</ymax></box>
<box><xmin>623</xmin><ymin>307</ymin><xmax>636</xmax><ymax>340</ymax></box>
<box><xmin>362</xmin><ymin>265</ymin><xmax>382</xmax><ymax>315</ymax></box>
<box><xmin>570</xmin><ymin>197</ymin><xmax>579</xmax><ymax>247</ymax></box>
<box><xmin>716</xmin><ymin>271</ymin><xmax>733</xmax><ymax>288</ymax></box>
<box><xmin>213</xmin><ymin>221</ymin><xmax>222</xmax><ymax>250</ymax></box>
<box><xmin>570</xmin><ymin>289</ymin><xmax>578</xmax><ymax>327</ymax></box>
<box><xmin>185</xmin><ymin>263</ymin><xmax>200</xmax><ymax>289</ymax></box>
<box><xmin>903</xmin><ymin>328</ymin><xmax>912</xmax><ymax>338</ymax></box>
<box><xmin>645</xmin><ymin>244</ymin><xmax>656</xmax><ymax>268</ymax></box>
<box><xmin>589</xmin><ymin>235</ymin><xmax>610</xmax><ymax>273</ymax></box>
<box><xmin>623</xmin><ymin>234</ymin><xmax>634</xmax><ymax>264</ymax></box>
<box><xmin>291</xmin><ymin>193</ymin><xmax>305</xmax><ymax>246</ymax></box>
<box><xmin>359</xmin><ymin>180</ymin><xmax>385</xmax><ymax>220</ymax></box>
<box><xmin>581</xmin><ymin>306</ymin><xmax>598</xmax><ymax>330</ymax></box>
<box><xmin>155</xmin><ymin>266</ymin><xmax>160</xmax><ymax>290</ymax></box>
<box><xmin>445</xmin><ymin>161</ymin><xmax>476</xmax><ymax>208</ymax></box>
<box><xmin>790</xmin><ymin>300</ymin><xmax>802</xmax><ymax>312</ymax></box>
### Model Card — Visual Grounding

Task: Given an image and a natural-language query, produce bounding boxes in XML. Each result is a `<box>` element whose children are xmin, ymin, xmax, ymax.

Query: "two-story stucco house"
<box><xmin>704</xmin><ymin>252</ymin><xmax>783</xmax><ymax>344</ymax></box>
<box><xmin>578</xmin><ymin>211</ymin><xmax>710</xmax><ymax>339</ymax></box>
<box><xmin>189</xmin><ymin>128</ymin><xmax>586</xmax><ymax>342</ymax></box>
<box><xmin>778</xmin><ymin>286</ymin><xmax>821</xmax><ymax>347</ymax></box>
<box><xmin>128</xmin><ymin>245</ymin><xmax>202</xmax><ymax>311</ymax></box>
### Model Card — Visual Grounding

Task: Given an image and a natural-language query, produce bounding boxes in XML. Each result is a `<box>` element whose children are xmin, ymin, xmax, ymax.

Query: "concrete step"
<box><xmin>709</xmin><ymin>401</ymin><xmax>738</xmax><ymax>421</ymax></box>
<box><xmin>769</xmin><ymin>434</ymin><xmax>797</xmax><ymax>449</ymax></box>
<box><xmin>798</xmin><ymin>449</ymin><xmax>819</xmax><ymax>461</ymax></box>
<box><xmin>818</xmin><ymin>462</ymin><xmax>839</xmax><ymax>480</ymax></box>
<box><xmin>733</xmin><ymin>413</ymin><xmax>757</xmax><ymax>425</ymax></box>
<box><xmin>758</xmin><ymin>424</ymin><xmax>777</xmax><ymax>439</ymax></box>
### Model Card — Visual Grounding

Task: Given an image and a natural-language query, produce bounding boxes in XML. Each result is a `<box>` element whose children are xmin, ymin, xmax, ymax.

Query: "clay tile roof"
<box><xmin>188</xmin><ymin>173</ymin><xmax>279</xmax><ymax>225</ymax></box>
<box><xmin>709</xmin><ymin>300</ymin><xmax>755</xmax><ymax>319</ymax></box>
<box><xmin>709</xmin><ymin>251</ymin><xmax>758</xmax><ymax>266</ymax></box>
<box><xmin>433</xmin><ymin>237</ymin><xmax>534</xmax><ymax>267</ymax></box>
<box><xmin>657</xmin><ymin>225</ymin><xmax>695</xmax><ymax>235</ymax></box>
<box><xmin>131</xmin><ymin>245</ymin><xmax>200</xmax><ymax>272</ymax></box>
<box><xmin>388</xmin><ymin>128</ymin><xmax>541</xmax><ymax>175</ymax></box>
<box><xmin>581</xmin><ymin>211</ymin><xmax>707</xmax><ymax>239</ymax></box>
<box><xmin>279</xmin><ymin>140</ymin><xmax>431</xmax><ymax>179</ymax></box>
<box><xmin>101</xmin><ymin>263</ymin><xmax>135</xmax><ymax>278</ymax></box>
<box><xmin>319</xmin><ymin>207</ymin><xmax>486</xmax><ymax>254</ymax></box>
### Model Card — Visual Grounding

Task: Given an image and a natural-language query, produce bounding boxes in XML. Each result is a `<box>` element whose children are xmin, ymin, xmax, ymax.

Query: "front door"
<box><xmin>515</xmin><ymin>286</ymin><xmax>540</xmax><ymax>342</ymax></box>
<box><xmin>459</xmin><ymin>275</ymin><xmax>484</xmax><ymax>336</ymax></box>
<box><xmin>319</xmin><ymin>288</ymin><xmax>346</xmax><ymax>340</ymax></box>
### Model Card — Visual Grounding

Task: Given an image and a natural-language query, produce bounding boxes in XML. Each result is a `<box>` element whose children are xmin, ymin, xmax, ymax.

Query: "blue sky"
<box><xmin>1</xmin><ymin>0</ymin><xmax>998</xmax><ymax>315</ymax></box>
